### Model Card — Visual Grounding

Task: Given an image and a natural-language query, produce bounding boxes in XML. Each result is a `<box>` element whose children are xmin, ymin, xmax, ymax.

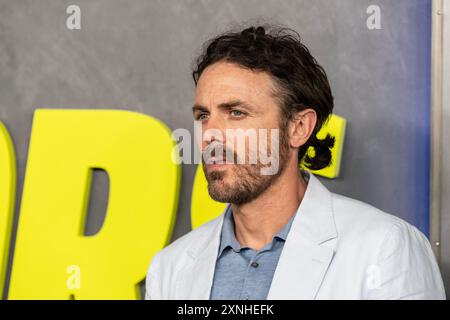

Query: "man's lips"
<box><xmin>206</xmin><ymin>163</ymin><xmax>230</xmax><ymax>169</ymax></box>
<box><xmin>204</xmin><ymin>156</ymin><xmax>232</xmax><ymax>169</ymax></box>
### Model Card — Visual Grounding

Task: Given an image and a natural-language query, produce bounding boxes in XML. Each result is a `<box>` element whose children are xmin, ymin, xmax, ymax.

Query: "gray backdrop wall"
<box><xmin>0</xmin><ymin>0</ymin><xmax>446</xmax><ymax>298</ymax></box>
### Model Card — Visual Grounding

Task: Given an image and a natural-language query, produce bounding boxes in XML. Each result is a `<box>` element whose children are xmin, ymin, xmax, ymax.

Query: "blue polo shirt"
<box><xmin>209</xmin><ymin>206</ymin><xmax>296</xmax><ymax>300</ymax></box>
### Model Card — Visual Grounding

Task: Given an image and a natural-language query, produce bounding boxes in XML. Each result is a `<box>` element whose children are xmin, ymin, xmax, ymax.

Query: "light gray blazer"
<box><xmin>145</xmin><ymin>173</ymin><xmax>446</xmax><ymax>299</ymax></box>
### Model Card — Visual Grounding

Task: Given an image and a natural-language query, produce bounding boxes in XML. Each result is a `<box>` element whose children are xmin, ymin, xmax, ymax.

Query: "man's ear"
<box><xmin>288</xmin><ymin>108</ymin><xmax>317</xmax><ymax>148</ymax></box>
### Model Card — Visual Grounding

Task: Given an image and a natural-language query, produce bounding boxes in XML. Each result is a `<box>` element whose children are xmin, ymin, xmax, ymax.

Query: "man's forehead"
<box><xmin>195</xmin><ymin>64</ymin><xmax>276</xmax><ymax>108</ymax></box>
<box><xmin>198</xmin><ymin>62</ymin><xmax>273</xmax><ymax>88</ymax></box>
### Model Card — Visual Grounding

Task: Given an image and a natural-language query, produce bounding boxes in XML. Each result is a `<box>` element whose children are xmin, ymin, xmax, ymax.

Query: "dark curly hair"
<box><xmin>192</xmin><ymin>25</ymin><xmax>335</xmax><ymax>171</ymax></box>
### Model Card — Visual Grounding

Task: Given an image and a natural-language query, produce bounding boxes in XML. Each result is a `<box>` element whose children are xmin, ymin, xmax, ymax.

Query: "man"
<box><xmin>145</xmin><ymin>25</ymin><xmax>445</xmax><ymax>299</ymax></box>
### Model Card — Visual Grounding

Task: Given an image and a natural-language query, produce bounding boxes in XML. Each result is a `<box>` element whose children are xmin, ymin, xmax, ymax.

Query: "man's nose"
<box><xmin>202</xmin><ymin>113</ymin><xmax>226</xmax><ymax>145</ymax></box>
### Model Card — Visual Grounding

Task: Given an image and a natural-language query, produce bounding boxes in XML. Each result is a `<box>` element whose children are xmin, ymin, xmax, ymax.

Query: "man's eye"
<box><xmin>196</xmin><ymin>113</ymin><xmax>209</xmax><ymax>121</ymax></box>
<box><xmin>230</xmin><ymin>110</ymin><xmax>245</xmax><ymax>117</ymax></box>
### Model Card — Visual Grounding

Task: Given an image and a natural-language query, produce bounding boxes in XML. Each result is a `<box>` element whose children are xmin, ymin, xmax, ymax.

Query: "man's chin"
<box><xmin>207</xmin><ymin>183</ymin><xmax>233</xmax><ymax>203</ymax></box>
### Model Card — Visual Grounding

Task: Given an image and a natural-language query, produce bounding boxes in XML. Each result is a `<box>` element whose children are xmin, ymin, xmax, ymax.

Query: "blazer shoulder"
<box><xmin>151</xmin><ymin>213</ymin><xmax>223</xmax><ymax>267</ymax></box>
<box><xmin>330</xmin><ymin>192</ymin><xmax>420</xmax><ymax>243</ymax></box>
<box><xmin>329</xmin><ymin>193</ymin><xmax>446</xmax><ymax>299</ymax></box>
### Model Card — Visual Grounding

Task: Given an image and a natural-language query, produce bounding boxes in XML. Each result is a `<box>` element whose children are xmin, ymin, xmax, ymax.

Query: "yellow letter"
<box><xmin>191</xmin><ymin>114</ymin><xmax>346</xmax><ymax>228</ymax></box>
<box><xmin>8</xmin><ymin>109</ymin><xmax>180</xmax><ymax>299</ymax></box>
<box><xmin>191</xmin><ymin>164</ymin><xmax>227</xmax><ymax>229</ymax></box>
<box><xmin>300</xmin><ymin>114</ymin><xmax>347</xmax><ymax>179</ymax></box>
<box><xmin>0</xmin><ymin>121</ymin><xmax>16</xmax><ymax>297</ymax></box>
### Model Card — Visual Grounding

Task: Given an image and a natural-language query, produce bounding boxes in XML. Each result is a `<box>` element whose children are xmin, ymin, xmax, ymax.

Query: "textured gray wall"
<box><xmin>0</xmin><ymin>0</ymin><xmax>445</xmax><ymax>298</ymax></box>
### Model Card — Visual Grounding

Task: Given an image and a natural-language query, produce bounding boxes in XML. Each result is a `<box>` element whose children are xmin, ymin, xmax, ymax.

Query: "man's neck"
<box><xmin>230</xmin><ymin>162</ymin><xmax>308</xmax><ymax>251</ymax></box>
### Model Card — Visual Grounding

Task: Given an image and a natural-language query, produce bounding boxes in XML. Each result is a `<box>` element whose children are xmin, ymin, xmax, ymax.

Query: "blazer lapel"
<box><xmin>175</xmin><ymin>206</ymin><xmax>227</xmax><ymax>299</ymax></box>
<box><xmin>267</xmin><ymin>173</ymin><xmax>338</xmax><ymax>299</ymax></box>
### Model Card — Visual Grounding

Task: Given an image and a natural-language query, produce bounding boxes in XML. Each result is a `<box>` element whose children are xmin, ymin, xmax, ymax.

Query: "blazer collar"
<box><xmin>179</xmin><ymin>171</ymin><xmax>338</xmax><ymax>299</ymax></box>
<box><xmin>267</xmin><ymin>171</ymin><xmax>338</xmax><ymax>299</ymax></box>
<box><xmin>286</xmin><ymin>170</ymin><xmax>337</xmax><ymax>245</ymax></box>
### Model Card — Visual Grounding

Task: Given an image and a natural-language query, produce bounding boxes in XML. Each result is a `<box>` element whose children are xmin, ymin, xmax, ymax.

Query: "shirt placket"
<box><xmin>239</xmin><ymin>241</ymin><xmax>275</xmax><ymax>300</ymax></box>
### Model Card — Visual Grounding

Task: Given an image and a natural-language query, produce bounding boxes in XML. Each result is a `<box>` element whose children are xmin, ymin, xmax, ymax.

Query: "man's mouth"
<box><xmin>204</xmin><ymin>155</ymin><xmax>232</xmax><ymax>170</ymax></box>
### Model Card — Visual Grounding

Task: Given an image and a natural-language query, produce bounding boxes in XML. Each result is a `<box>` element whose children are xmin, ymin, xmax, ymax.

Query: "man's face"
<box><xmin>193</xmin><ymin>61</ymin><xmax>291</xmax><ymax>205</ymax></box>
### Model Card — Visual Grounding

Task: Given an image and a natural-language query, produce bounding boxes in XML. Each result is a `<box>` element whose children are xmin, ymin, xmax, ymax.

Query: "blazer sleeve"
<box><xmin>365</xmin><ymin>221</ymin><xmax>446</xmax><ymax>300</ymax></box>
<box><xmin>145</xmin><ymin>252</ymin><xmax>162</xmax><ymax>300</ymax></box>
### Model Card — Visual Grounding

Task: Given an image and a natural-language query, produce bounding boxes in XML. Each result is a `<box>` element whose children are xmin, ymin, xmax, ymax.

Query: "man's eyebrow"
<box><xmin>218</xmin><ymin>100</ymin><xmax>254</xmax><ymax>111</ymax></box>
<box><xmin>192</xmin><ymin>100</ymin><xmax>255</xmax><ymax>113</ymax></box>
<box><xmin>192</xmin><ymin>104</ymin><xmax>208</xmax><ymax>113</ymax></box>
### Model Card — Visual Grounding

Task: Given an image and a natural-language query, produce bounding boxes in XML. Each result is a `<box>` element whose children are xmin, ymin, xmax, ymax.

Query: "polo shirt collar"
<box><xmin>217</xmin><ymin>189</ymin><xmax>300</xmax><ymax>258</ymax></box>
